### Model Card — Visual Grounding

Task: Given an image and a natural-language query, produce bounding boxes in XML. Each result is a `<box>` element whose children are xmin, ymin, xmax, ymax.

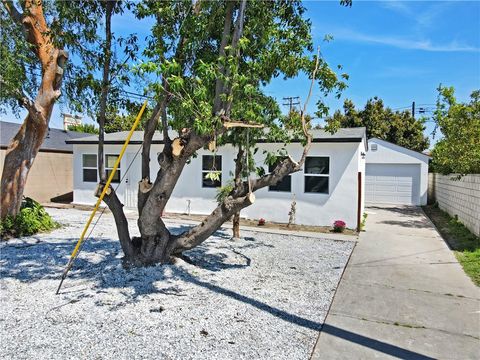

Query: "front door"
<box><xmin>124</xmin><ymin>151</ymin><xmax>141</xmax><ymax>208</ymax></box>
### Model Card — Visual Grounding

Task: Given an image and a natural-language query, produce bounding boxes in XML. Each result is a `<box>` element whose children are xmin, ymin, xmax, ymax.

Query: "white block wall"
<box><xmin>428</xmin><ymin>173</ymin><xmax>480</xmax><ymax>236</ymax></box>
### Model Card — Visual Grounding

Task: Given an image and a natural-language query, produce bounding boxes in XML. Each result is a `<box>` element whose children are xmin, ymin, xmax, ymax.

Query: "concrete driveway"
<box><xmin>312</xmin><ymin>206</ymin><xmax>480</xmax><ymax>360</ymax></box>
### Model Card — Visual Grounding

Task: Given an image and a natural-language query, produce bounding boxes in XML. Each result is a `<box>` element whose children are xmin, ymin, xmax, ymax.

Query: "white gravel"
<box><xmin>0</xmin><ymin>208</ymin><xmax>354</xmax><ymax>360</ymax></box>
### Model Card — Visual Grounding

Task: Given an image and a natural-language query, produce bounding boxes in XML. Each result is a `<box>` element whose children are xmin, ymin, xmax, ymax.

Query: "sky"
<box><xmin>2</xmin><ymin>1</ymin><xmax>479</xmax><ymax>147</ymax></box>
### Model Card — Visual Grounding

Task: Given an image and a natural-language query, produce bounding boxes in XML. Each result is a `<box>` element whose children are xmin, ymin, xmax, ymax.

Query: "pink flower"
<box><xmin>333</xmin><ymin>220</ymin><xmax>346</xmax><ymax>233</ymax></box>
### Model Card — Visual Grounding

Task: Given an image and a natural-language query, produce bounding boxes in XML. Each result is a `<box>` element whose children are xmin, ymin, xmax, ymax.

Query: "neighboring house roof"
<box><xmin>0</xmin><ymin>121</ymin><xmax>91</xmax><ymax>153</ymax></box>
<box><xmin>66</xmin><ymin>127</ymin><xmax>368</xmax><ymax>146</ymax></box>
<box><xmin>368</xmin><ymin>137</ymin><xmax>431</xmax><ymax>161</ymax></box>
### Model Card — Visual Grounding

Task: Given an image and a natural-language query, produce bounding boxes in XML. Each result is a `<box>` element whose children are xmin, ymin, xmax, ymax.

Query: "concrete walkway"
<box><xmin>312</xmin><ymin>206</ymin><xmax>480</xmax><ymax>360</ymax></box>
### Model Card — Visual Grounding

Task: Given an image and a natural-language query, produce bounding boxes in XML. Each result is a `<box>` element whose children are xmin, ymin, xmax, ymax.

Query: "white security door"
<box><xmin>124</xmin><ymin>151</ymin><xmax>141</xmax><ymax>208</ymax></box>
<box><xmin>365</xmin><ymin>164</ymin><xmax>420</xmax><ymax>205</ymax></box>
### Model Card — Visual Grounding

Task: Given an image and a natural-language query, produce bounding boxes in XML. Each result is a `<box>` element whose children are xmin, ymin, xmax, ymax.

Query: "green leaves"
<box><xmin>325</xmin><ymin>97</ymin><xmax>430</xmax><ymax>152</ymax></box>
<box><xmin>431</xmin><ymin>87</ymin><xmax>480</xmax><ymax>175</ymax></box>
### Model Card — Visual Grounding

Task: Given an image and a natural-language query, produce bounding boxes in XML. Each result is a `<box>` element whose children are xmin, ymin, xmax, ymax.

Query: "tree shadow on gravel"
<box><xmin>0</xmin><ymin>226</ymin><xmax>257</xmax><ymax>287</ymax></box>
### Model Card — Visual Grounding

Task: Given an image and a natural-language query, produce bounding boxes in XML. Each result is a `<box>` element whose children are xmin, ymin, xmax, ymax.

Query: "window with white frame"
<box><xmin>268</xmin><ymin>159</ymin><xmax>291</xmax><ymax>192</ymax></box>
<box><xmin>105</xmin><ymin>154</ymin><xmax>121</xmax><ymax>183</ymax></box>
<box><xmin>304</xmin><ymin>157</ymin><xmax>329</xmax><ymax>194</ymax></box>
<box><xmin>82</xmin><ymin>154</ymin><xmax>97</xmax><ymax>183</ymax></box>
<box><xmin>202</xmin><ymin>155</ymin><xmax>222</xmax><ymax>188</ymax></box>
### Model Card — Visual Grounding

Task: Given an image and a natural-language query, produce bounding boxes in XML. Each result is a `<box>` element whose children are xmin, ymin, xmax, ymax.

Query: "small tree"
<box><xmin>431</xmin><ymin>86</ymin><xmax>480</xmax><ymax>175</ymax></box>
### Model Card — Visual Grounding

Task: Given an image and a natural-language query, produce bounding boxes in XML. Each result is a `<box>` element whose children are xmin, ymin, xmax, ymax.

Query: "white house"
<box><xmin>67</xmin><ymin>128</ymin><xmax>368</xmax><ymax>230</ymax></box>
<box><xmin>365</xmin><ymin>138</ymin><xmax>430</xmax><ymax>206</ymax></box>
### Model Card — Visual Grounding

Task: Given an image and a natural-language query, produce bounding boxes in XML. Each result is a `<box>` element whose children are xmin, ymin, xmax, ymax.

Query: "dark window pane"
<box><xmin>269</xmin><ymin>175</ymin><xmax>291</xmax><ymax>192</ymax></box>
<box><xmin>83</xmin><ymin>169</ymin><xmax>97</xmax><ymax>182</ymax></box>
<box><xmin>106</xmin><ymin>154</ymin><xmax>120</xmax><ymax>168</ymax></box>
<box><xmin>202</xmin><ymin>172</ymin><xmax>221</xmax><ymax>188</ymax></box>
<box><xmin>305</xmin><ymin>176</ymin><xmax>329</xmax><ymax>193</ymax></box>
<box><xmin>83</xmin><ymin>154</ymin><xmax>97</xmax><ymax>168</ymax></box>
<box><xmin>305</xmin><ymin>157</ymin><xmax>329</xmax><ymax>174</ymax></box>
<box><xmin>106</xmin><ymin>169</ymin><xmax>121</xmax><ymax>183</ymax></box>
<box><xmin>202</xmin><ymin>155</ymin><xmax>222</xmax><ymax>171</ymax></box>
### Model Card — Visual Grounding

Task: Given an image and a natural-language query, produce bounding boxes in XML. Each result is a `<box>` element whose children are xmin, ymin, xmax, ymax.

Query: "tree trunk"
<box><xmin>1</xmin><ymin>0</ymin><xmax>68</xmax><ymax>219</ymax></box>
<box><xmin>97</xmin><ymin>0</ymin><xmax>116</xmax><ymax>183</ymax></box>
<box><xmin>231</xmin><ymin>143</ymin><xmax>244</xmax><ymax>239</ymax></box>
<box><xmin>232</xmin><ymin>212</ymin><xmax>240</xmax><ymax>239</ymax></box>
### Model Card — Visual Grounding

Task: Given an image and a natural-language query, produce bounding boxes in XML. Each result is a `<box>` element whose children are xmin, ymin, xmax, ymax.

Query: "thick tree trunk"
<box><xmin>1</xmin><ymin>0</ymin><xmax>68</xmax><ymax>219</ymax></box>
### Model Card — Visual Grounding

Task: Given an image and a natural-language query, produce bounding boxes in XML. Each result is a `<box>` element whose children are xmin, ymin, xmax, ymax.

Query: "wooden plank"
<box><xmin>223</xmin><ymin>121</ymin><xmax>264</xmax><ymax>129</ymax></box>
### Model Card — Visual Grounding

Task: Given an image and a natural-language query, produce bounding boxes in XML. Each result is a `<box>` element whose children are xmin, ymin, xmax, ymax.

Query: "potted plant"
<box><xmin>333</xmin><ymin>220</ymin><xmax>346</xmax><ymax>233</ymax></box>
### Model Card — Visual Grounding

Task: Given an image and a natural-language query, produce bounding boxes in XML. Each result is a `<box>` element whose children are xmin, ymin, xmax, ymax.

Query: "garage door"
<box><xmin>365</xmin><ymin>164</ymin><xmax>420</xmax><ymax>205</ymax></box>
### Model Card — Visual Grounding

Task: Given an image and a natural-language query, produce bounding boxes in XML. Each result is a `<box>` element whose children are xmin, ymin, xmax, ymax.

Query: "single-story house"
<box><xmin>0</xmin><ymin>121</ymin><xmax>90</xmax><ymax>203</ymax></box>
<box><xmin>66</xmin><ymin>130</ymin><xmax>431</xmax><ymax>228</ymax></box>
<box><xmin>67</xmin><ymin>128</ymin><xmax>368</xmax><ymax>230</ymax></box>
<box><xmin>365</xmin><ymin>138</ymin><xmax>430</xmax><ymax>206</ymax></box>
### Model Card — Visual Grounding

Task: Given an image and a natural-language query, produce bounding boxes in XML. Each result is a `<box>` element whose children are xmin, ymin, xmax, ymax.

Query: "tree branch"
<box><xmin>0</xmin><ymin>75</ymin><xmax>45</xmax><ymax>123</ymax></box>
<box><xmin>297</xmin><ymin>46</ymin><xmax>321</xmax><ymax>167</ymax></box>
<box><xmin>213</xmin><ymin>1</ymin><xmax>234</xmax><ymax>114</ymax></box>
<box><xmin>103</xmin><ymin>189</ymin><xmax>135</xmax><ymax>260</ymax></box>
<box><xmin>2</xmin><ymin>0</ymin><xmax>23</xmax><ymax>23</ymax></box>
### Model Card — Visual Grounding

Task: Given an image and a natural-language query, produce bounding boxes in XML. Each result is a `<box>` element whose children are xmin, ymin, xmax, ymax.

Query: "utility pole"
<box><xmin>411</xmin><ymin>101</ymin><xmax>415</xmax><ymax>119</ymax></box>
<box><xmin>283</xmin><ymin>96</ymin><xmax>300</xmax><ymax>113</ymax></box>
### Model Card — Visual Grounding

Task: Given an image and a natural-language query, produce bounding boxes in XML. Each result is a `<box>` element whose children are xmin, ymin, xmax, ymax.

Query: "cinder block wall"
<box><xmin>428</xmin><ymin>173</ymin><xmax>480</xmax><ymax>236</ymax></box>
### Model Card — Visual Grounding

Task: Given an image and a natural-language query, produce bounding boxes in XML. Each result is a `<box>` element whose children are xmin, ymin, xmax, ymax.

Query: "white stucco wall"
<box><xmin>365</xmin><ymin>138</ymin><xmax>430</xmax><ymax>205</ymax></box>
<box><xmin>72</xmin><ymin>141</ymin><xmax>364</xmax><ymax>228</ymax></box>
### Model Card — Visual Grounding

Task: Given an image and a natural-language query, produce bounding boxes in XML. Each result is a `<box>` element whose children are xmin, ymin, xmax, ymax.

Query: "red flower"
<box><xmin>334</xmin><ymin>220</ymin><xmax>346</xmax><ymax>227</ymax></box>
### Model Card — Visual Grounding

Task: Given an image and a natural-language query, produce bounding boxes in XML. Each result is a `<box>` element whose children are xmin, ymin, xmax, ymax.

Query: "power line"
<box><xmin>282</xmin><ymin>96</ymin><xmax>300</xmax><ymax>112</ymax></box>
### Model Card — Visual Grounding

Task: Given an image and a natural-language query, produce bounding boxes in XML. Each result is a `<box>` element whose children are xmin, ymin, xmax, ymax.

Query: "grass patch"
<box><xmin>423</xmin><ymin>204</ymin><xmax>480</xmax><ymax>286</ymax></box>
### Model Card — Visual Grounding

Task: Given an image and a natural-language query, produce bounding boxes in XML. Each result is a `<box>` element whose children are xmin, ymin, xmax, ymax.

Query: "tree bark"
<box><xmin>232</xmin><ymin>212</ymin><xmax>240</xmax><ymax>238</ymax></box>
<box><xmin>1</xmin><ymin>0</ymin><xmax>68</xmax><ymax>219</ymax></box>
<box><xmin>232</xmin><ymin>144</ymin><xmax>244</xmax><ymax>239</ymax></box>
<box><xmin>97</xmin><ymin>0</ymin><xmax>116</xmax><ymax>183</ymax></box>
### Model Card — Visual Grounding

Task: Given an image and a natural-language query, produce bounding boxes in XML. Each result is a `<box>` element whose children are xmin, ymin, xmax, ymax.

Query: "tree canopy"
<box><xmin>431</xmin><ymin>86</ymin><xmax>480</xmax><ymax>175</ymax></box>
<box><xmin>325</xmin><ymin>97</ymin><xmax>430</xmax><ymax>152</ymax></box>
<box><xmin>2</xmin><ymin>0</ymin><xmax>351</xmax><ymax>266</ymax></box>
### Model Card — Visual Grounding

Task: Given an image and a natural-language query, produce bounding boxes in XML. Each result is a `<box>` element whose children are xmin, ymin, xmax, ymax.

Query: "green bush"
<box><xmin>0</xmin><ymin>198</ymin><xmax>59</xmax><ymax>239</ymax></box>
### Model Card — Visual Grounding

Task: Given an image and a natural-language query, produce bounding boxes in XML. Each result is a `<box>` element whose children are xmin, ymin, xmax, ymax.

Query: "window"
<box><xmin>105</xmin><ymin>154</ymin><xmax>121</xmax><ymax>183</ymax></box>
<box><xmin>202</xmin><ymin>155</ymin><xmax>222</xmax><ymax>188</ymax></box>
<box><xmin>82</xmin><ymin>154</ymin><xmax>97</xmax><ymax>183</ymax></box>
<box><xmin>268</xmin><ymin>160</ymin><xmax>291</xmax><ymax>192</ymax></box>
<box><xmin>304</xmin><ymin>157</ymin><xmax>329</xmax><ymax>194</ymax></box>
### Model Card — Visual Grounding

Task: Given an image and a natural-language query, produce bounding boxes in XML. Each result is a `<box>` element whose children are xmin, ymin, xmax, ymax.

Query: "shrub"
<box><xmin>360</xmin><ymin>212</ymin><xmax>368</xmax><ymax>231</ymax></box>
<box><xmin>258</xmin><ymin>218</ymin><xmax>266</xmax><ymax>226</ymax></box>
<box><xmin>333</xmin><ymin>220</ymin><xmax>346</xmax><ymax>233</ymax></box>
<box><xmin>0</xmin><ymin>197</ymin><xmax>59</xmax><ymax>239</ymax></box>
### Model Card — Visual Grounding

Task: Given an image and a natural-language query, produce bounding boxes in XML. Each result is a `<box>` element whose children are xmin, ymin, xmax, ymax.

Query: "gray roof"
<box><xmin>0</xmin><ymin>121</ymin><xmax>91</xmax><ymax>152</ymax></box>
<box><xmin>66</xmin><ymin>127</ymin><xmax>367</xmax><ymax>145</ymax></box>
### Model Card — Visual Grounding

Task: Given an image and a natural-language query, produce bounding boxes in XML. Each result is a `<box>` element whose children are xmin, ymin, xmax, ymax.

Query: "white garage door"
<box><xmin>365</xmin><ymin>164</ymin><xmax>420</xmax><ymax>205</ymax></box>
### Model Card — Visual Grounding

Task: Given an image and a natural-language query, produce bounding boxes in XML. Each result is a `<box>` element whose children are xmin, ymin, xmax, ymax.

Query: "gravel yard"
<box><xmin>0</xmin><ymin>208</ymin><xmax>354</xmax><ymax>360</ymax></box>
